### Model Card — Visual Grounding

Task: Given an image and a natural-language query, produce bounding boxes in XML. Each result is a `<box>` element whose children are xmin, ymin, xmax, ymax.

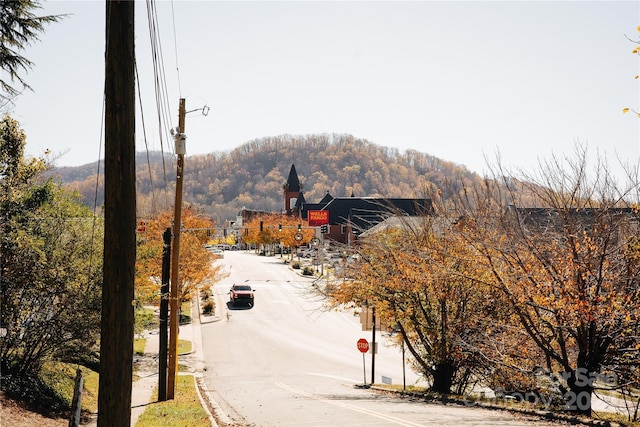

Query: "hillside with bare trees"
<box><xmin>47</xmin><ymin>133</ymin><xmax>481</xmax><ymax>221</ymax></box>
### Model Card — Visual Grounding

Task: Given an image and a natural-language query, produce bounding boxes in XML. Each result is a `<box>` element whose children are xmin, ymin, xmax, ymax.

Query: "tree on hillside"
<box><xmin>0</xmin><ymin>114</ymin><xmax>102</xmax><ymax>388</ymax></box>
<box><xmin>135</xmin><ymin>205</ymin><xmax>225</xmax><ymax>305</ymax></box>
<box><xmin>452</xmin><ymin>146</ymin><xmax>640</xmax><ymax>415</ymax></box>
<box><xmin>0</xmin><ymin>0</ymin><xmax>62</xmax><ymax>106</ymax></box>
<box><xmin>52</xmin><ymin>134</ymin><xmax>479</xmax><ymax>223</ymax></box>
<box><xmin>326</xmin><ymin>215</ymin><xmax>498</xmax><ymax>394</ymax></box>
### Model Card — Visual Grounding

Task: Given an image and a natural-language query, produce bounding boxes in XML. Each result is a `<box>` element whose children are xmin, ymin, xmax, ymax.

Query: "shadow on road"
<box><xmin>226</xmin><ymin>301</ymin><xmax>253</xmax><ymax>311</ymax></box>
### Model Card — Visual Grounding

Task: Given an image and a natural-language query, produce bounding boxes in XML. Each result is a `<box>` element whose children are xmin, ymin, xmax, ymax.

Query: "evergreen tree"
<box><xmin>0</xmin><ymin>0</ymin><xmax>62</xmax><ymax>105</ymax></box>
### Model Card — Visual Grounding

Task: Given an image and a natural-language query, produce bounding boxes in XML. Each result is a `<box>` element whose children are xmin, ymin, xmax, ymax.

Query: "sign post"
<box><xmin>357</xmin><ymin>338</ymin><xmax>369</xmax><ymax>385</ymax></box>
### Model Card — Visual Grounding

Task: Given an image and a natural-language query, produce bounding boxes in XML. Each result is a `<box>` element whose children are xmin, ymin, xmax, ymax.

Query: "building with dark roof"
<box><xmin>509</xmin><ymin>205</ymin><xmax>640</xmax><ymax>245</ymax></box>
<box><xmin>302</xmin><ymin>194</ymin><xmax>432</xmax><ymax>245</ymax></box>
<box><xmin>283</xmin><ymin>164</ymin><xmax>432</xmax><ymax>245</ymax></box>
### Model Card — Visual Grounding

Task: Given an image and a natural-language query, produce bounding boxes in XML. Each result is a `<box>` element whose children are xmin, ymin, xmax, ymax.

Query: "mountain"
<box><xmin>46</xmin><ymin>133</ymin><xmax>481</xmax><ymax>222</ymax></box>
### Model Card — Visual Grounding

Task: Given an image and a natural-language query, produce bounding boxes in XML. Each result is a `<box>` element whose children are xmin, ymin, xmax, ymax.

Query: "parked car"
<box><xmin>208</xmin><ymin>247</ymin><xmax>224</xmax><ymax>259</ymax></box>
<box><xmin>326</xmin><ymin>253</ymin><xmax>344</xmax><ymax>265</ymax></box>
<box><xmin>298</xmin><ymin>248</ymin><xmax>316</xmax><ymax>258</ymax></box>
<box><xmin>229</xmin><ymin>284</ymin><xmax>254</xmax><ymax>307</ymax></box>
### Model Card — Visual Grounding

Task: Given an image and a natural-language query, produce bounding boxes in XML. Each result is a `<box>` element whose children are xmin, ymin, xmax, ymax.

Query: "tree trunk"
<box><xmin>565</xmin><ymin>369</ymin><xmax>593</xmax><ymax>416</ymax></box>
<box><xmin>431</xmin><ymin>361</ymin><xmax>455</xmax><ymax>394</ymax></box>
<box><xmin>431</xmin><ymin>299</ymin><xmax>455</xmax><ymax>394</ymax></box>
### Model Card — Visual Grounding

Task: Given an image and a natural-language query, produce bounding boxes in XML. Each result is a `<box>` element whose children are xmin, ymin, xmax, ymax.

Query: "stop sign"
<box><xmin>357</xmin><ymin>338</ymin><xmax>369</xmax><ymax>353</ymax></box>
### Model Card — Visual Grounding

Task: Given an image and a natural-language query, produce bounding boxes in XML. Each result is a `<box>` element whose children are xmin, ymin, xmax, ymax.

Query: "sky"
<box><xmin>7</xmin><ymin>0</ymin><xmax>640</xmax><ymax>180</ymax></box>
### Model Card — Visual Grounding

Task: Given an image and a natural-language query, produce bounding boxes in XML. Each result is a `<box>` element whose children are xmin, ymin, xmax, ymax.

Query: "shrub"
<box><xmin>135</xmin><ymin>307</ymin><xmax>157</xmax><ymax>338</ymax></box>
<box><xmin>292</xmin><ymin>261</ymin><xmax>301</xmax><ymax>269</ymax></box>
<box><xmin>302</xmin><ymin>267</ymin><xmax>314</xmax><ymax>276</ymax></box>
<box><xmin>202</xmin><ymin>300</ymin><xmax>214</xmax><ymax>315</ymax></box>
<box><xmin>179</xmin><ymin>313</ymin><xmax>191</xmax><ymax>325</ymax></box>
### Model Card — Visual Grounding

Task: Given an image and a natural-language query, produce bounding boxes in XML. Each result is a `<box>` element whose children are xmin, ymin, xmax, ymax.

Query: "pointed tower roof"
<box><xmin>285</xmin><ymin>164</ymin><xmax>301</xmax><ymax>192</ymax></box>
<box><xmin>294</xmin><ymin>192</ymin><xmax>306</xmax><ymax>209</ymax></box>
<box><xmin>319</xmin><ymin>191</ymin><xmax>334</xmax><ymax>205</ymax></box>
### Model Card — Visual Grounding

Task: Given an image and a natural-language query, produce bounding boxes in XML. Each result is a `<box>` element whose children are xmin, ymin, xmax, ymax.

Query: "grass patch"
<box><xmin>592</xmin><ymin>412</ymin><xmax>640</xmax><ymax>427</ymax></box>
<box><xmin>134</xmin><ymin>337</ymin><xmax>190</xmax><ymax>355</ymax></box>
<box><xmin>40</xmin><ymin>361</ymin><xmax>99</xmax><ymax>414</ymax></box>
<box><xmin>135</xmin><ymin>307</ymin><xmax>158</xmax><ymax>338</ymax></box>
<box><xmin>135</xmin><ymin>375</ymin><xmax>210</xmax><ymax>427</ymax></box>
<box><xmin>134</xmin><ymin>338</ymin><xmax>146</xmax><ymax>355</ymax></box>
<box><xmin>178</xmin><ymin>339</ymin><xmax>192</xmax><ymax>354</ymax></box>
<box><xmin>375</xmin><ymin>384</ymin><xmax>427</xmax><ymax>393</ymax></box>
<box><xmin>179</xmin><ymin>300</ymin><xmax>192</xmax><ymax>324</ymax></box>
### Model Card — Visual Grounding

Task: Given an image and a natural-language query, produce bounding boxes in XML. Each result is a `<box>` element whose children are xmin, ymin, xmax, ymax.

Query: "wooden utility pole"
<box><xmin>371</xmin><ymin>305</ymin><xmax>376</xmax><ymax>386</ymax></box>
<box><xmin>98</xmin><ymin>1</ymin><xmax>136</xmax><ymax>425</ymax></box>
<box><xmin>168</xmin><ymin>98</ymin><xmax>186</xmax><ymax>398</ymax></box>
<box><xmin>158</xmin><ymin>227</ymin><xmax>172</xmax><ymax>401</ymax></box>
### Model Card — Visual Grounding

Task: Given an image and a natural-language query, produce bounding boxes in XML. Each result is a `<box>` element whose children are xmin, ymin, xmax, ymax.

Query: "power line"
<box><xmin>169</xmin><ymin>0</ymin><xmax>182</xmax><ymax>97</ymax></box>
<box><xmin>143</xmin><ymin>0</ymin><xmax>180</xmax><ymax>213</ymax></box>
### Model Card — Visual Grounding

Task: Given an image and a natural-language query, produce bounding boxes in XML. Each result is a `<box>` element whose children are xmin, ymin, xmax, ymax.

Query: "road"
<box><xmin>199</xmin><ymin>251</ymin><xmax>561</xmax><ymax>427</ymax></box>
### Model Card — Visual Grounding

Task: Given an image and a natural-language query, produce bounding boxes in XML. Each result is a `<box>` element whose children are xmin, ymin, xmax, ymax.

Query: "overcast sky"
<box><xmin>8</xmin><ymin>1</ymin><xmax>640</xmax><ymax>180</ymax></box>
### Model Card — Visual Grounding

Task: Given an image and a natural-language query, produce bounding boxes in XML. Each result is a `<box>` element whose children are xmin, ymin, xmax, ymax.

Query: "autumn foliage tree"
<box><xmin>242</xmin><ymin>213</ymin><xmax>314</xmax><ymax>254</ymax></box>
<box><xmin>327</xmin><ymin>215</ymin><xmax>499</xmax><ymax>394</ymax></box>
<box><xmin>135</xmin><ymin>205</ymin><xmax>225</xmax><ymax>305</ymax></box>
<box><xmin>452</xmin><ymin>146</ymin><xmax>640</xmax><ymax>415</ymax></box>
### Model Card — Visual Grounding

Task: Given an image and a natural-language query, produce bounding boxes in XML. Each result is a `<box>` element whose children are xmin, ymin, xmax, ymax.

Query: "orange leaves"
<box><xmin>243</xmin><ymin>213</ymin><xmax>314</xmax><ymax>248</ymax></box>
<box><xmin>623</xmin><ymin>107</ymin><xmax>640</xmax><ymax>118</ymax></box>
<box><xmin>326</xmin><ymin>216</ymin><xmax>498</xmax><ymax>388</ymax></box>
<box><xmin>135</xmin><ymin>206</ymin><xmax>222</xmax><ymax>304</ymax></box>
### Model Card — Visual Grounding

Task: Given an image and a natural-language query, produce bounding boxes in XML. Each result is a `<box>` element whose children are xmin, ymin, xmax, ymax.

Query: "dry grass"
<box><xmin>1</xmin><ymin>395</ymin><xmax>68</xmax><ymax>427</ymax></box>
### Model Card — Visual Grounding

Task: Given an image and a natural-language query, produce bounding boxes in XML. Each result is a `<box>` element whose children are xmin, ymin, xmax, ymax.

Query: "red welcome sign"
<box><xmin>308</xmin><ymin>210</ymin><xmax>329</xmax><ymax>226</ymax></box>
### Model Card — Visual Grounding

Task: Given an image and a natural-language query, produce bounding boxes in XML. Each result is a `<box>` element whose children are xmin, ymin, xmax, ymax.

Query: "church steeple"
<box><xmin>283</xmin><ymin>164</ymin><xmax>302</xmax><ymax>216</ymax></box>
<box><xmin>284</xmin><ymin>164</ymin><xmax>301</xmax><ymax>192</ymax></box>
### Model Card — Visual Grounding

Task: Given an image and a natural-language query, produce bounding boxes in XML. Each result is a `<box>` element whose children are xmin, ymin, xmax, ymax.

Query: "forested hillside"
<box><xmin>47</xmin><ymin>133</ymin><xmax>480</xmax><ymax>222</ymax></box>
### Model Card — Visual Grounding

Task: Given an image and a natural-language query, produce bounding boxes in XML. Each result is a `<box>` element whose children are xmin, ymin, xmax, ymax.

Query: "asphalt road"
<box><xmin>199</xmin><ymin>251</ymin><xmax>561</xmax><ymax>427</ymax></box>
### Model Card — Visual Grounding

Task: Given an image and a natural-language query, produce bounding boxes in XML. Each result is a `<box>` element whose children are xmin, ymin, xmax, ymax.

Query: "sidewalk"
<box><xmin>85</xmin><ymin>301</ymin><xmax>219</xmax><ymax>426</ymax></box>
<box><xmin>130</xmin><ymin>301</ymin><xmax>219</xmax><ymax>426</ymax></box>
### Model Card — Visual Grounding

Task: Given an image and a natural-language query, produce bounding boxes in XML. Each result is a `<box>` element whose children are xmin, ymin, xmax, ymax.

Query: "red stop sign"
<box><xmin>357</xmin><ymin>338</ymin><xmax>369</xmax><ymax>353</ymax></box>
